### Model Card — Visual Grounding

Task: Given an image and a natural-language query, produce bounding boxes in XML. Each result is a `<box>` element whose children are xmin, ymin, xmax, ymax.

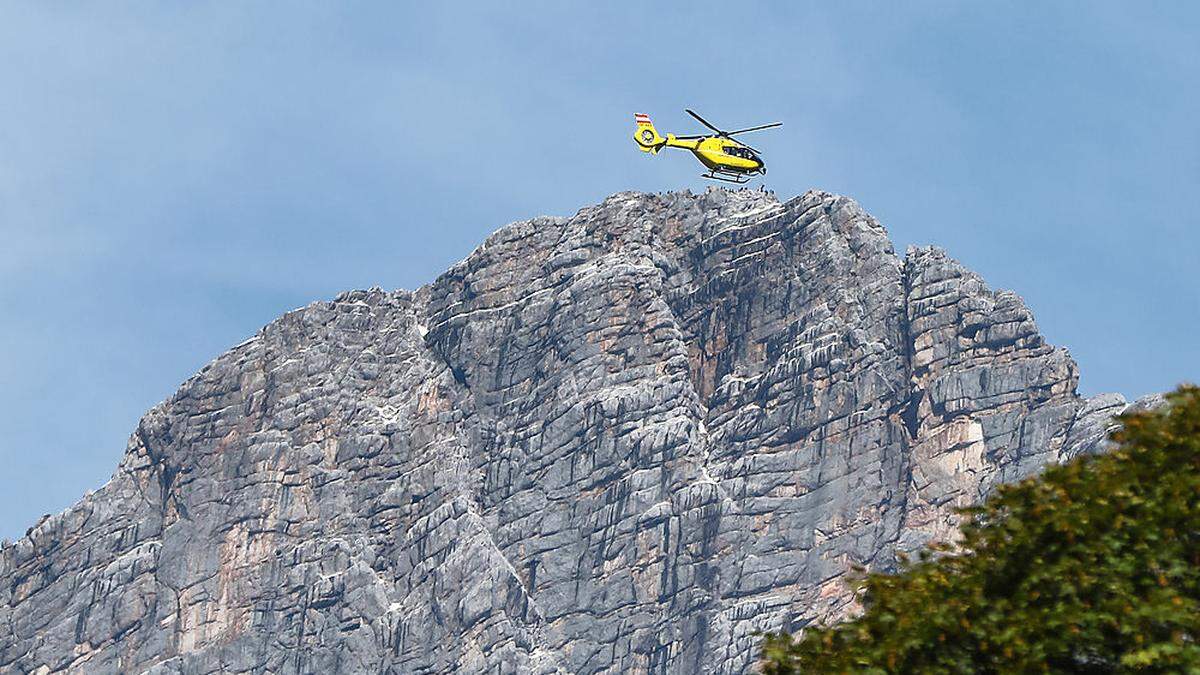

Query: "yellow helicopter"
<box><xmin>633</xmin><ymin>109</ymin><xmax>782</xmax><ymax>183</ymax></box>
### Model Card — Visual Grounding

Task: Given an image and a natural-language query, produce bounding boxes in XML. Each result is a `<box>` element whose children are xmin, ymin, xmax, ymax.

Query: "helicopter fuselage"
<box><xmin>663</xmin><ymin>135</ymin><xmax>763</xmax><ymax>174</ymax></box>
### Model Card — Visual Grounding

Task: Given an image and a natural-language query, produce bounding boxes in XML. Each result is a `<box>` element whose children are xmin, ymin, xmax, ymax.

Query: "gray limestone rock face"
<box><xmin>0</xmin><ymin>189</ymin><xmax>1128</xmax><ymax>674</ymax></box>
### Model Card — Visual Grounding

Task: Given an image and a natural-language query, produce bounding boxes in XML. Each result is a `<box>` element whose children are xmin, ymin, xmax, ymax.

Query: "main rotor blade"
<box><xmin>685</xmin><ymin>109</ymin><xmax>724</xmax><ymax>135</ymax></box>
<box><xmin>726</xmin><ymin>122</ymin><xmax>782</xmax><ymax>136</ymax></box>
<box><xmin>673</xmin><ymin>134</ymin><xmax>706</xmax><ymax>140</ymax></box>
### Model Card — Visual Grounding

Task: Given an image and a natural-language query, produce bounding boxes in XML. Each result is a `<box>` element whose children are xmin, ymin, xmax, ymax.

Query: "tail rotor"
<box><xmin>633</xmin><ymin>113</ymin><xmax>665</xmax><ymax>154</ymax></box>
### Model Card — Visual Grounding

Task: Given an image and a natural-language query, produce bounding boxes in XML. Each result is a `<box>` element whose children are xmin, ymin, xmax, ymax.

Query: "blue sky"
<box><xmin>1</xmin><ymin>3</ymin><xmax>1197</xmax><ymax>541</ymax></box>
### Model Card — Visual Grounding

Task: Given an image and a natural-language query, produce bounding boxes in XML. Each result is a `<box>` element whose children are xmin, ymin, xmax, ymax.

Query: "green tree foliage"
<box><xmin>761</xmin><ymin>385</ymin><xmax>1200</xmax><ymax>674</ymax></box>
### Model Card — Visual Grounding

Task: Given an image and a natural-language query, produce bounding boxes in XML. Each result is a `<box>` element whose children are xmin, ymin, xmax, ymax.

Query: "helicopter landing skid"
<box><xmin>701</xmin><ymin>170</ymin><xmax>752</xmax><ymax>184</ymax></box>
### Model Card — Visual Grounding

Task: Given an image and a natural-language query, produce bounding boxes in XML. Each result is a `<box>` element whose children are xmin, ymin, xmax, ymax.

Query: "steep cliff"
<box><xmin>0</xmin><ymin>189</ymin><xmax>1129</xmax><ymax>674</ymax></box>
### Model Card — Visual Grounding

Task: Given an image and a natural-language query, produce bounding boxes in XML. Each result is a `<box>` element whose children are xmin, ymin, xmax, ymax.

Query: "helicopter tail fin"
<box><xmin>633</xmin><ymin>113</ymin><xmax>665</xmax><ymax>154</ymax></box>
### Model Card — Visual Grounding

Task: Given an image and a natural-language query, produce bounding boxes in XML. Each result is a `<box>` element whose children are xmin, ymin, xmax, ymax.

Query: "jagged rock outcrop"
<box><xmin>0</xmin><ymin>189</ymin><xmax>1130</xmax><ymax>674</ymax></box>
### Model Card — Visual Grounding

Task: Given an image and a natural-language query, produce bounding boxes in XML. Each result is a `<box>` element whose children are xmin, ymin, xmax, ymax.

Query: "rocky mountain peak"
<box><xmin>1</xmin><ymin>188</ymin><xmax>1128</xmax><ymax>673</ymax></box>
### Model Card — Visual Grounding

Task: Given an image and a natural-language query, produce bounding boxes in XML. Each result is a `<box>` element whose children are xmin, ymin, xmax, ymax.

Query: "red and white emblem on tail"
<box><xmin>632</xmin><ymin>112</ymin><xmax>663</xmax><ymax>153</ymax></box>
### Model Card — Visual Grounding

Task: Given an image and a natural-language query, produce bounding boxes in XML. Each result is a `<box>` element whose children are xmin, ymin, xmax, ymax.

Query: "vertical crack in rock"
<box><xmin>1</xmin><ymin>188</ymin><xmax>1133</xmax><ymax>674</ymax></box>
